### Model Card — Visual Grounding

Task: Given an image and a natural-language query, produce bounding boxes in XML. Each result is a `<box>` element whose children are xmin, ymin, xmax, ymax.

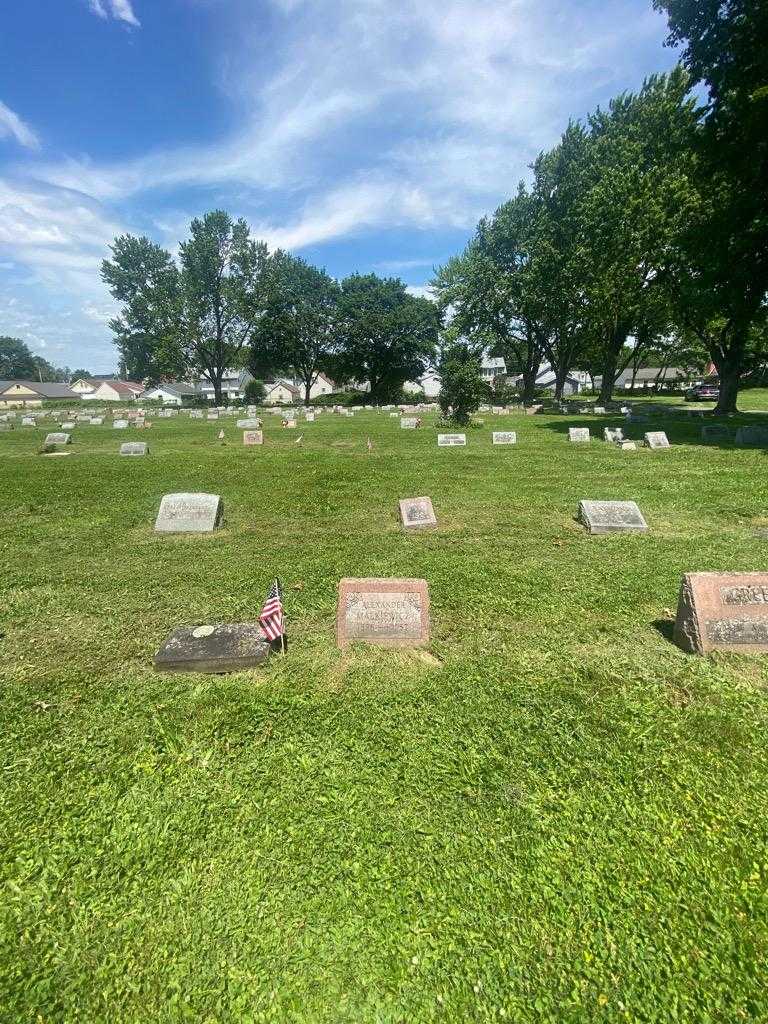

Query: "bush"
<box><xmin>438</xmin><ymin>345</ymin><xmax>490</xmax><ymax>426</ymax></box>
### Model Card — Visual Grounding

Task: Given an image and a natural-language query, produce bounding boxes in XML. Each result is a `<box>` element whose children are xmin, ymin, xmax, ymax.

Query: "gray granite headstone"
<box><xmin>60</xmin><ymin>421</ymin><xmax>75</xmax><ymax>430</ymax></box>
<box><xmin>120</xmin><ymin>442</ymin><xmax>148</xmax><ymax>456</ymax></box>
<box><xmin>701</xmin><ymin>424</ymin><xmax>731</xmax><ymax>442</ymax></box>
<box><xmin>113</xmin><ymin>419</ymin><xmax>128</xmax><ymax>429</ymax></box>
<box><xmin>578</xmin><ymin>500</ymin><xmax>648</xmax><ymax>534</ymax></box>
<box><xmin>569</xmin><ymin>427</ymin><xmax>590</xmax><ymax>443</ymax></box>
<box><xmin>400</xmin><ymin>417</ymin><xmax>418</xmax><ymax>429</ymax></box>
<box><xmin>45</xmin><ymin>432</ymin><xmax>70</xmax><ymax>446</ymax></box>
<box><xmin>154</xmin><ymin>492</ymin><xmax>223</xmax><ymax>533</ymax></box>
<box><xmin>237</xmin><ymin>418</ymin><xmax>260</xmax><ymax>428</ymax></box>
<box><xmin>90</xmin><ymin>417</ymin><xmax>104</xmax><ymax>425</ymax></box>
<box><xmin>21</xmin><ymin>417</ymin><xmax>35</xmax><ymax>426</ymax></box>
<box><xmin>644</xmin><ymin>431</ymin><xmax>670</xmax><ymax>449</ymax></box>
<box><xmin>154</xmin><ymin>622</ymin><xmax>271</xmax><ymax>673</ymax></box>
<box><xmin>735</xmin><ymin>425</ymin><xmax>768</xmax><ymax>447</ymax></box>
<box><xmin>593</xmin><ymin>406</ymin><xmax>606</xmax><ymax>415</ymax></box>
<box><xmin>492</xmin><ymin>431</ymin><xmax>517</xmax><ymax>445</ymax></box>
<box><xmin>437</xmin><ymin>433</ymin><xmax>466</xmax><ymax>446</ymax></box>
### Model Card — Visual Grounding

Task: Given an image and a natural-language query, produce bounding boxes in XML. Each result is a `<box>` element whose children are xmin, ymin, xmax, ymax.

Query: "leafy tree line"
<box><xmin>0</xmin><ymin>335</ymin><xmax>79</xmax><ymax>384</ymax></box>
<box><xmin>432</xmin><ymin>0</ymin><xmax>767</xmax><ymax>415</ymax></box>
<box><xmin>101</xmin><ymin>212</ymin><xmax>440</xmax><ymax>405</ymax></box>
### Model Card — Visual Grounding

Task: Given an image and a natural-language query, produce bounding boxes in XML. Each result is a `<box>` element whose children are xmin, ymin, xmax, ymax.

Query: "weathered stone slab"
<box><xmin>243</xmin><ymin>430</ymin><xmax>263</xmax><ymax>445</ymax></box>
<box><xmin>154</xmin><ymin>622</ymin><xmax>271</xmax><ymax>673</ymax></box>
<box><xmin>524</xmin><ymin>405</ymin><xmax>542</xmax><ymax>416</ymax></box>
<box><xmin>620</xmin><ymin>441</ymin><xmax>637</xmax><ymax>451</ymax></box>
<box><xmin>701</xmin><ymin>424</ymin><xmax>731</xmax><ymax>442</ymax></box>
<box><xmin>604</xmin><ymin>427</ymin><xmax>624</xmax><ymax>443</ymax></box>
<box><xmin>60</xmin><ymin>421</ymin><xmax>75</xmax><ymax>429</ymax></box>
<box><xmin>90</xmin><ymin>417</ymin><xmax>104</xmax><ymax>425</ymax></box>
<box><xmin>189</xmin><ymin>410</ymin><xmax>204</xmax><ymax>419</ymax></box>
<box><xmin>45</xmin><ymin>432</ymin><xmax>70</xmax><ymax>446</ymax></box>
<box><xmin>674</xmin><ymin>572</ymin><xmax>768</xmax><ymax>654</ymax></box>
<box><xmin>154</xmin><ymin>492</ymin><xmax>223</xmax><ymax>533</ymax></box>
<box><xmin>113</xmin><ymin>419</ymin><xmax>128</xmax><ymax>429</ymax></box>
<box><xmin>437</xmin><ymin>433</ymin><xmax>466</xmax><ymax>446</ymax></box>
<box><xmin>284</xmin><ymin>419</ymin><xmax>297</xmax><ymax>428</ymax></box>
<box><xmin>399</xmin><ymin>496</ymin><xmax>437</xmax><ymax>529</ymax></box>
<box><xmin>400</xmin><ymin>417</ymin><xmax>418</xmax><ymax>429</ymax></box>
<box><xmin>578</xmin><ymin>500</ymin><xmax>648</xmax><ymax>535</ymax></box>
<box><xmin>207</xmin><ymin>413</ymin><xmax>219</xmax><ymax>421</ymax></box>
<box><xmin>644</xmin><ymin>431</ymin><xmax>670</xmax><ymax>449</ymax></box>
<box><xmin>593</xmin><ymin>406</ymin><xmax>607</xmax><ymax>415</ymax></box>
<box><xmin>492</xmin><ymin>431</ymin><xmax>517</xmax><ymax>445</ymax></box>
<box><xmin>120</xmin><ymin>442</ymin><xmax>148</xmax><ymax>456</ymax></box>
<box><xmin>569</xmin><ymin>427</ymin><xmax>590</xmax><ymax>443</ymax></box>
<box><xmin>735</xmin><ymin>425</ymin><xmax>768</xmax><ymax>447</ymax></box>
<box><xmin>21</xmin><ymin>417</ymin><xmax>35</xmax><ymax>426</ymax></box>
<box><xmin>337</xmin><ymin>578</ymin><xmax>430</xmax><ymax>648</ymax></box>
<box><xmin>237</xmin><ymin>418</ymin><xmax>260</xmax><ymax>428</ymax></box>
<box><xmin>305</xmin><ymin>413</ymin><xmax>315</xmax><ymax>422</ymax></box>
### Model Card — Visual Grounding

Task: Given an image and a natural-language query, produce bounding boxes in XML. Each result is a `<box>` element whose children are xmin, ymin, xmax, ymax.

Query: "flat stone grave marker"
<box><xmin>60</xmin><ymin>421</ymin><xmax>75</xmax><ymax>429</ymax></box>
<box><xmin>701</xmin><ymin>424</ymin><xmax>731</xmax><ymax>442</ymax></box>
<box><xmin>45</xmin><ymin>432</ymin><xmax>70</xmax><ymax>446</ymax></box>
<box><xmin>399</xmin><ymin>496</ymin><xmax>437</xmax><ymax>529</ymax></box>
<box><xmin>524</xmin><ymin>405</ymin><xmax>542</xmax><ymax>415</ymax></box>
<box><xmin>492</xmin><ymin>431</ymin><xmax>517</xmax><ymax>445</ymax></box>
<box><xmin>578</xmin><ymin>500</ymin><xmax>648</xmax><ymax>535</ymax></box>
<box><xmin>154</xmin><ymin>492</ymin><xmax>223</xmax><ymax>533</ymax></box>
<box><xmin>593</xmin><ymin>406</ymin><xmax>607</xmax><ymax>415</ymax></box>
<box><xmin>401</xmin><ymin>417</ymin><xmax>418</xmax><ymax>429</ymax></box>
<box><xmin>569</xmin><ymin>427</ymin><xmax>590</xmax><ymax>443</ymax></box>
<box><xmin>154</xmin><ymin>622</ymin><xmax>271</xmax><ymax>673</ymax></box>
<box><xmin>284</xmin><ymin>419</ymin><xmax>297</xmax><ymax>428</ymax></box>
<box><xmin>207</xmin><ymin>413</ymin><xmax>219</xmax><ymax>421</ymax></box>
<box><xmin>243</xmin><ymin>430</ymin><xmax>263</xmax><ymax>445</ymax></box>
<box><xmin>120</xmin><ymin>442</ymin><xmax>148</xmax><ymax>456</ymax></box>
<box><xmin>305</xmin><ymin>413</ymin><xmax>315</xmax><ymax>422</ymax></box>
<box><xmin>437</xmin><ymin>433</ymin><xmax>466</xmax><ymax>446</ymax></box>
<box><xmin>674</xmin><ymin>572</ymin><xmax>768</xmax><ymax>654</ymax></box>
<box><xmin>113</xmin><ymin>419</ymin><xmax>128</xmax><ymax>429</ymax></box>
<box><xmin>620</xmin><ymin>441</ymin><xmax>637</xmax><ymax>451</ymax></box>
<box><xmin>90</xmin><ymin>417</ymin><xmax>104</xmax><ymax>425</ymax></box>
<box><xmin>189</xmin><ymin>410</ymin><xmax>204</xmax><ymax>418</ymax></box>
<box><xmin>337</xmin><ymin>578</ymin><xmax>430</xmax><ymax>648</ymax></box>
<box><xmin>735</xmin><ymin>425</ymin><xmax>768</xmax><ymax>447</ymax></box>
<box><xmin>645</xmin><ymin>431</ymin><xmax>670</xmax><ymax>449</ymax></box>
<box><xmin>237</xmin><ymin>418</ymin><xmax>260</xmax><ymax>428</ymax></box>
<box><xmin>604</xmin><ymin>427</ymin><xmax>624</xmax><ymax>443</ymax></box>
<box><xmin>21</xmin><ymin>417</ymin><xmax>35</xmax><ymax>426</ymax></box>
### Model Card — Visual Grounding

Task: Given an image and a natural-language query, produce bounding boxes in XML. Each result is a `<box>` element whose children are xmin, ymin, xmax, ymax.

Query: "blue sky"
<box><xmin>0</xmin><ymin>0</ymin><xmax>679</xmax><ymax>373</ymax></box>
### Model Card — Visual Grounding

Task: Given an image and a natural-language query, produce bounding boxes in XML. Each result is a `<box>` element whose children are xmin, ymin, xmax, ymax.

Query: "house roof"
<box><xmin>93</xmin><ymin>379</ymin><xmax>144</xmax><ymax>395</ymax></box>
<box><xmin>625</xmin><ymin>367</ymin><xmax>688</xmax><ymax>381</ymax></box>
<box><xmin>146</xmin><ymin>382</ymin><xmax>199</xmax><ymax>396</ymax></box>
<box><xmin>0</xmin><ymin>380</ymin><xmax>79</xmax><ymax>399</ymax></box>
<box><xmin>267</xmin><ymin>378</ymin><xmax>301</xmax><ymax>397</ymax></box>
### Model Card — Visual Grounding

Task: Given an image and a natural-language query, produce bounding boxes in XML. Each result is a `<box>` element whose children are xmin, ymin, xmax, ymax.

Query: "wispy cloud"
<box><xmin>0</xmin><ymin>100</ymin><xmax>40</xmax><ymax>150</ymax></box>
<box><xmin>87</xmin><ymin>0</ymin><xmax>140</xmax><ymax>27</ymax></box>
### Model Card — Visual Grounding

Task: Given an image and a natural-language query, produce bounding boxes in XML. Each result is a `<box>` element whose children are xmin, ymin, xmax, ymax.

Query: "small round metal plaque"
<box><xmin>192</xmin><ymin>625</ymin><xmax>215</xmax><ymax>639</ymax></box>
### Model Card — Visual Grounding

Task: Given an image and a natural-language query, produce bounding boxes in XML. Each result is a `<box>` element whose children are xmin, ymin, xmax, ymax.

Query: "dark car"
<box><xmin>685</xmin><ymin>382</ymin><xmax>720</xmax><ymax>402</ymax></box>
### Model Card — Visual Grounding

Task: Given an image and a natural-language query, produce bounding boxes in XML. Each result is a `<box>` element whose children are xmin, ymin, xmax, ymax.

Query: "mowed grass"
<box><xmin>1</xmin><ymin>397</ymin><xmax>768</xmax><ymax>1023</ymax></box>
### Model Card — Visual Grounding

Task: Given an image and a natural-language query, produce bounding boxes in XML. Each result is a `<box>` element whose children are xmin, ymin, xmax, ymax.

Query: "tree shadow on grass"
<box><xmin>529</xmin><ymin>401</ymin><xmax>768</xmax><ymax>453</ymax></box>
<box><xmin>651</xmin><ymin>618</ymin><xmax>676</xmax><ymax>645</ymax></box>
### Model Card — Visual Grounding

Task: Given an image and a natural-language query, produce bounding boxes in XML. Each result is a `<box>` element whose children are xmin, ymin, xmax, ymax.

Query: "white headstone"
<box><xmin>569</xmin><ymin>427</ymin><xmax>590</xmax><ymax>443</ymax></box>
<box><xmin>45</xmin><ymin>432</ymin><xmax>70</xmax><ymax>446</ymax></box>
<box><xmin>644</xmin><ymin>431</ymin><xmax>670</xmax><ymax>449</ymax></box>
<box><xmin>113</xmin><ymin>419</ymin><xmax>128</xmax><ymax>429</ymax></box>
<box><xmin>492</xmin><ymin>431</ymin><xmax>517</xmax><ymax>445</ymax></box>
<box><xmin>400</xmin><ymin>417</ymin><xmax>418</xmax><ymax>429</ymax></box>
<box><xmin>437</xmin><ymin>433</ymin><xmax>466</xmax><ymax>446</ymax></box>
<box><xmin>120</xmin><ymin>442</ymin><xmax>148</xmax><ymax>456</ymax></box>
<box><xmin>154</xmin><ymin>493</ymin><xmax>223</xmax><ymax>533</ymax></box>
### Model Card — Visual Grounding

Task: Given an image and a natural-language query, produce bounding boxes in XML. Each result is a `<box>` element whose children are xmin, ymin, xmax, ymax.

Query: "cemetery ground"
<box><xmin>1</xmin><ymin>397</ymin><xmax>768</xmax><ymax>1024</ymax></box>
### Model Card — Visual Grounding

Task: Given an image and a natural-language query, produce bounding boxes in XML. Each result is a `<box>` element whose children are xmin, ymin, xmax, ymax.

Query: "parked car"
<box><xmin>686</xmin><ymin>382</ymin><xmax>720</xmax><ymax>402</ymax></box>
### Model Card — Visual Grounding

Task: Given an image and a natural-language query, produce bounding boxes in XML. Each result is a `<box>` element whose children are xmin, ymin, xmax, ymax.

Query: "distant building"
<box><xmin>141</xmin><ymin>382</ymin><xmax>200</xmax><ymax>405</ymax></box>
<box><xmin>197</xmin><ymin>369</ymin><xmax>254</xmax><ymax>402</ymax></box>
<box><xmin>0</xmin><ymin>380</ymin><xmax>79</xmax><ymax>407</ymax></box>
<box><xmin>83</xmin><ymin>379</ymin><xmax>145</xmax><ymax>402</ymax></box>
<box><xmin>263</xmin><ymin>379</ymin><xmax>301</xmax><ymax>405</ymax></box>
<box><xmin>613</xmin><ymin>367</ymin><xmax>698</xmax><ymax>391</ymax></box>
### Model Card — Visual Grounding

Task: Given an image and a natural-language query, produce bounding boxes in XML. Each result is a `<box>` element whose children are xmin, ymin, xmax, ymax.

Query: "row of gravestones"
<box><xmin>569</xmin><ymin>427</ymin><xmax>671</xmax><ymax>449</ymax></box>
<box><xmin>151</xmin><ymin>492</ymin><xmax>768</xmax><ymax>668</ymax></box>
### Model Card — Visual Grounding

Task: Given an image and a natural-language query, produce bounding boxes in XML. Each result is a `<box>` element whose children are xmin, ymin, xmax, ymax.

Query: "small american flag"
<box><xmin>259</xmin><ymin>578</ymin><xmax>284</xmax><ymax>642</ymax></box>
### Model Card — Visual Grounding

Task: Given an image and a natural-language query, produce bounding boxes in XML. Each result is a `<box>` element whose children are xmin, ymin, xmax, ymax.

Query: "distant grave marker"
<box><xmin>735</xmin><ymin>425</ymin><xmax>768</xmax><ymax>447</ymax></box>
<box><xmin>569</xmin><ymin>427</ymin><xmax>590</xmax><ymax>443</ymax></box>
<box><xmin>21</xmin><ymin>417</ymin><xmax>35</xmax><ymax>426</ymax></box>
<box><xmin>578</xmin><ymin>500</ymin><xmax>648</xmax><ymax>535</ymax></box>
<box><xmin>400</xmin><ymin>417</ymin><xmax>418</xmax><ymax>429</ymax></box>
<box><xmin>437</xmin><ymin>433</ymin><xmax>466</xmax><ymax>446</ymax></box>
<box><xmin>399</xmin><ymin>496</ymin><xmax>437</xmax><ymax>529</ymax></box>
<box><xmin>674</xmin><ymin>572</ymin><xmax>768</xmax><ymax>654</ymax></box>
<box><xmin>305</xmin><ymin>413</ymin><xmax>315</xmax><ymax>422</ymax></box>
<box><xmin>492</xmin><ymin>431</ymin><xmax>517</xmax><ymax>445</ymax></box>
<box><xmin>90</xmin><ymin>417</ymin><xmax>104</xmax><ymax>425</ymax></box>
<box><xmin>701</xmin><ymin>424</ymin><xmax>731</xmax><ymax>442</ymax></box>
<box><xmin>620</xmin><ymin>441</ymin><xmax>637</xmax><ymax>451</ymax></box>
<box><xmin>154</xmin><ymin>493</ymin><xmax>223</xmax><ymax>534</ymax></box>
<box><xmin>154</xmin><ymin>622</ymin><xmax>271</xmax><ymax>673</ymax></box>
<box><xmin>243</xmin><ymin>430</ymin><xmax>263</xmax><ymax>446</ymax></box>
<box><xmin>113</xmin><ymin>419</ymin><xmax>128</xmax><ymax>429</ymax></box>
<box><xmin>120</xmin><ymin>442</ymin><xmax>148</xmax><ymax>456</ymax></box>
<box><xmin>337</xmin><ymin>578</ymin><xmax>430</xmax><ymax>648</ymax></box>
<box><xmin>604</xmin><ymin>427</ymin><xmax>624</xmax><ymax>443</ymax></box>
<box><xmin>593</xmin><ymin>406</ymin><xmax>607</xmax><ymax>415</ymax></box>
<box><xmin>60</xmin><ymin>421</ymin><xmax>75</xmax><ymax>429</ymax></box>
<box><xmin>644</xmin><ymin>431</ymin><xmax>670</xmax><ymax>449</ymax></box>
<box><xmin>237</xmin><ymin>418</ymin><xmax>260</xmax><ymax>428</ymax></box>
<box><xmin>44</xmin><ymin>432</ymin><xmax>70</xmax><ymax>446</ymax></box>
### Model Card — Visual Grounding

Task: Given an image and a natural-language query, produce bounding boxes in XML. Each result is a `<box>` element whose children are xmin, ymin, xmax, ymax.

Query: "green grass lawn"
<box><xmin>2</xmin><ymin>397</ymin><xmax>768</xmax><ymax>1023</ymax></box>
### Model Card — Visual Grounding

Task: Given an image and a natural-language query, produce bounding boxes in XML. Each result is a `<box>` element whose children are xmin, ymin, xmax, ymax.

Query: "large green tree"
<box><xmin>250</xmin><ymin>251</ymin><xmax>339</xmax><ymax>405</ymax></box>
<box><xmin>653</xmin><ymin>0</ymin><xmax>768</xmax><ymax>413</ymax></box>
<box><xmin>0</xmin><ymin>336</ymin><xmax>37</xmax><ymax>379</ymax></box>
<box><xmin>332</xmin><ymin>274</ymin><xmax>439</xmax><ymax>402</ymax></box>
<box><xmin>103</xmin><ymin>212</ymin><xmax>272</xmax><ymax>403</ymax></box>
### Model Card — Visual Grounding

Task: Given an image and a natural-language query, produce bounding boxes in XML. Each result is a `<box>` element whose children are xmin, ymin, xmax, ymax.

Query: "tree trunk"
<box><xmin>213</xmin><ymin>381</ymin><xmax>223</xmax><ymax>405</ymax></box>
<box><xmin>598</xmin><ymin>347</ymin><xmax>619</xmax><ymax>405</ymax></box>
<box><xmin>304</xmin><ymin>380</ymin><xmax>312</xmax><ymax>405</ymax></box>
<box><xmin>520</xmin><ymin>367</ymin><xmax>537</xmax><ymax>405</ymax></box>
<box><xmin>711</xmin><ymin>321</ymin><xmax>747</xmax><ymax>415</ymax></box>
<box><xmin>553</xmin><ymin>365</ymin><xmax>569</xmax><ymax>402</ymax></box>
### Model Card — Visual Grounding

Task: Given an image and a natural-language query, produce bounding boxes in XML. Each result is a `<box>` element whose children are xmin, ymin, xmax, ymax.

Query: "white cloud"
<box><xmin>0</xmin><ymin>100</ymin><xmax>40</xmax><ymax>150</ymax></box>
<box><xmin>87</xmin><ymin>0</ymin><xmax>140</xmax><ymax>27</ymax></box>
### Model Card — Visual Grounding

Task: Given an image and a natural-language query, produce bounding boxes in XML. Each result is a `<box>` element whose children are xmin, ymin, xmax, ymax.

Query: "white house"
<box><xmin>83</xmin><ymin>379</ymin><xmax>144</xmax><ymax>402</ymax></box>
<box><xmin>142</xmin><ymin>382</ymin><xmax>200</xmax><ymax>405</ymax></box>
<box><xmin>613</xmin><ymin>367</ymin><xmax>695</xmax><ymax>391</ymax></box>
<box><xmin>304</xmin><ymin>372</ymin><xmax>335</xmax><ymax>400</ymax></box>
<box><xmin>264</xmin><ymin>379</ymin><xmax>301</xmax><ymax>405</ymax></box>
<box><xmin>0</xmin><ymin>380</ymin><xmax>79</xmax><ymax>407</ymax></box>
<box><xmin>197</xmin><ymin>369</ymin><xmax>254</xmax><ymax>402</ymax></box>
<box><xmin>533</xmin><ymin>364</ymin><xmax>589</xmax><ymax>395</ymax></box>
